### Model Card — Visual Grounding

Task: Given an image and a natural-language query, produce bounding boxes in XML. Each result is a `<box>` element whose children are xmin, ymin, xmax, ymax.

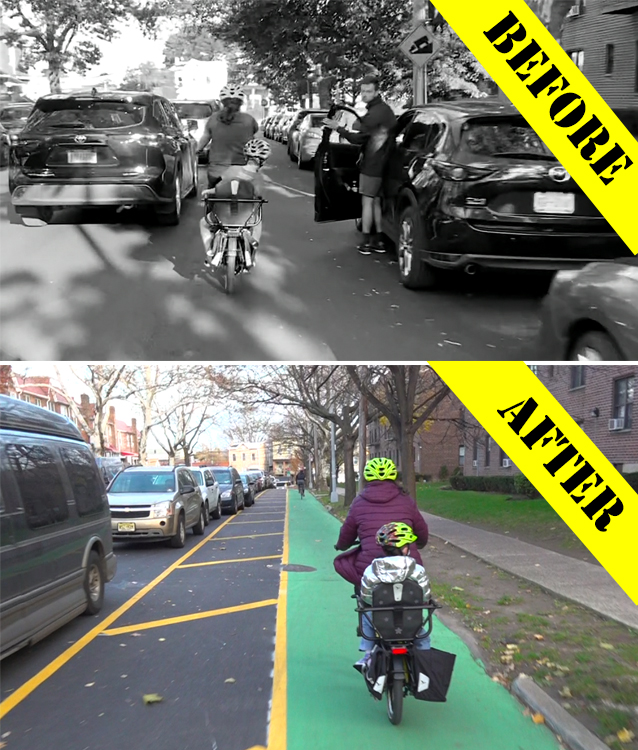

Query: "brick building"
<box><xmin>228</xmin><ymin>442</ymin><xmax>272</xmax><ymax>473</ymax></box>
<box><xmin>464</xmin><ymin>365</ymin><xmax>637</xmax><ymax>477</ymax></box>
<box><xmin>560</xmin><ymin>0</ymin><xmax>638</xmax><ymax>106</ymax></box>
<box><xmin>366</xmin><ymin>392</ymin><xmax>466</xmax><ymax>480</ymax></box>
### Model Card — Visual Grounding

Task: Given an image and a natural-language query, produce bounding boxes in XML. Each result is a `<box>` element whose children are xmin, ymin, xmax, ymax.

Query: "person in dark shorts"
<box><xmin>323</xmin><ymin>75</ymin><xmax>396</xmax><ymax>255</ymax></box>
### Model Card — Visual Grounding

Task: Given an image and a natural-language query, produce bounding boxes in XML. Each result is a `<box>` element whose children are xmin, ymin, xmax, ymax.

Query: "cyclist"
<box><xmin>295</xmin><ymin>467</ymin><xmax>306</xmax><ymax>497</ymax></box>
<box><xmin>333</xmin><ymin>457</ymin><xmax>429</xmax><ymax>592</ymax></box>
<box><xmin>356</xmin><ymin>522</ymin><xmax>432</xmax><ymax>668</ymax></box>
<box><xmin>197</xmin><ymin>84</ymin><xmax>259</xmax><ymax>188</ymax></box>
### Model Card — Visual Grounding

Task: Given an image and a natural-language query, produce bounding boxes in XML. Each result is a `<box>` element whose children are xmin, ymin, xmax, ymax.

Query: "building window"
<box><xmin>569</xmin><ymin>49</ymin><xmax>584</xmax><ymax>70</ymax></box>
<box><xmin>529</xmin><ymin>365</ymin><xmax>539</xmax><ymax>375</ymax></box>
<box><xmin>547</xmin><ymin>365</ymin><xmax>554</xmax><ymax>378</ymax></box>
<box><xmin>242</xmin><ymin>453</ymin><xmax>246</xmax><ymax>461</ymax></box>
<box><xmin>252</xmin><ymin>452</ymin><xmax>256</xmax><ymax>461</ymax></box>
<box><xmin>472</xmin><ymin>440</ymin><xmax>478</xmax><ymax>464</ymax></box>
<box><xmin>570</xmin><ymin>366</ymin><xmax>586</xmax><ymax>389</ymax></box>
<box><xmin>500</xmin><ymin>447</ymin><xmax>509</xmax><ymax>467</ymax></box>
<box><xmin>605</xmin><ymin>44</ymin><xmax>615</xmax><ymax>75</ymax></box>
<box><xmin>459</xmin><ymin>446</ymin><xmax>465</xmax><ymax>467</ymax></box>
<box><xmin>485</xmin><ymin>435</ymin><xmax>491</xmax><ymax>467</ymax></box>
<box><xmin>613</xmin><ymin>376</ymin><xmax>634</xmax><ymax>430</ymax></box>
<box><xmin>232</xmin><ymin>453</ymin><xmax>236</xmax><ymax>462</ymax></box>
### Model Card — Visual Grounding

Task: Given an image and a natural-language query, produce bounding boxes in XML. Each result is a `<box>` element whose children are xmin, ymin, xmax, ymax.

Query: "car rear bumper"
<box><xmin>11</xmin><ymin>182</ymin><xmax>171</xmax><ymax>207</ymax></box>
<box><xmin>111</xmin><ymin>516</ymin><xmax>177</xmax><ymax>540</ymax></box>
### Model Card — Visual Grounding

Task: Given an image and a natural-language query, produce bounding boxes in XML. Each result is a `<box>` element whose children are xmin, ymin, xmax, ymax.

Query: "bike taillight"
<box><xmin>391</xmin><ymin>647</ymin><xmax>408</xmax><ymax>655</ymax></box>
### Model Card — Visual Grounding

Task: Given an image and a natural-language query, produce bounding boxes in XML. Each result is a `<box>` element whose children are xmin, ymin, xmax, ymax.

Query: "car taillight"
<box><xmin>131</xmin><ymin>133</ymin><xmax>165</xmax><ymax>147</ymax></box>
<box><xmin>391</xmin><ymin>647</ymin><xmax>408</xmax><ymax>655</ymax></box>
<box><xmin>432</xmin><ymin>161</ymin><xmax>494</xmax><ymax>181</ymax></box>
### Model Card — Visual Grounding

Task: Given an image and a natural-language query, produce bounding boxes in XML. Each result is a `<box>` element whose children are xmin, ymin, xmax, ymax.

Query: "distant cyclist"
<box><xmin>197</xmin><ymin>84</ymin><xmax>259</xmax><ymax>188</ymax></box>
<box><xmin>295</xmin><ymin>467</ymin><xmax>306</xmax><ymax>497</ymax></box>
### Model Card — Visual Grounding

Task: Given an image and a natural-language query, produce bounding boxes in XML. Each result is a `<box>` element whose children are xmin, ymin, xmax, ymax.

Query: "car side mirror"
<box><xmin>186</xmin><ymin>119</ymin><xmax>198</xmax><ymax>132</ymax></box>
<box><xmin>180</xmin><ymin>484</ymin><xmax>195</xmax><ymax>494</ymax></box>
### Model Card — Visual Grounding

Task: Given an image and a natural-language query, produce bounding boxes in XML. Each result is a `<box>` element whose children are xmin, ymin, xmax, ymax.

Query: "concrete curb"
<box><xmin>512</xmin><ymin>675</ymin><xmax>611</xmax><ymax>750</ymax></box>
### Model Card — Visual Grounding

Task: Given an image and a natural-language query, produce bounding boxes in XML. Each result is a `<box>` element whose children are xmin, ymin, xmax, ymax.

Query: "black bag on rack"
<box><xmin>409</xmin><ymin>647</ymin><xmax>456</xmax><ymax>702</ymax></box>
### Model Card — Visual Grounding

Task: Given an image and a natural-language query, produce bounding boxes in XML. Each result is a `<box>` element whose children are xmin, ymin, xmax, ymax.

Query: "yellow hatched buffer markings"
<box><xmin>429</xmin><ymin>362</ymin><xmax>638</xmax><ymax>604</ymax></box>
<box><xmin>430</xmin><ymin>0</ymin><xmax>638</xmax><ymax>254</ymax></box>
<box><xmin>179</xmin><ymin>554</ymin><xmax>282</xmax><ymax>569</ymax></box>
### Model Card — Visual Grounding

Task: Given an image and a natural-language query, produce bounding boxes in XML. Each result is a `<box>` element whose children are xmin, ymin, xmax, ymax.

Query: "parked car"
<box><xmin>274</xmin><ymin>475</ymin><xmax>289</xmax><ymax>488</ymax></box>
<box><xmin>314</xmin><ymin>99</ymin><xmax>636</xmax><ymax>290</ymax></box>
<box><xmin>288</xmin><ymin>111</ymin><xmax>328</xmax><ymax>169</ymax></box>
<box><xmin>538</xmin><ymin>257</ymin><xmax>638</xmax><ymax>360</ymax></box>
<box><xmin>261</xmin><ymin>115</ymin><xmax>275</xmax><ymax>139</ymax></box>
<box><xmin>172</xmin><ymin>99</ymin><xmax>220</xmax><ymax>163</ymax></box>
<box><xmin>9</xmin><ymin>90</ymin><xmax>199</xmax><ymax>226</ymax></box>
<box><xmin>239</xmin><ymin>473</ymin><xmax>256</xmax><ymax>506</ymax></box>
<box><xmin>268</xmin><ymin>114</ymin><xmax>287</xmax><ymax>140</ymax></box>
<box><xmin>211</xmin><ymin>465</ymin><xmax>245</xmax><ymax>514</ymax></box>
<box><xmin>274</xmin><ymin>114</ymin><xmax>293</xmax><ymax>142</ymax></box>
<box><xmin>189</xmin><ymin>466</ymin><xmax>221</xmax><ymax>523</ymax></box>
<box><xmin>0</xmin><ymin>102</ymin><xmax>32</xmax><ymax>167</ymax></box>
<box><xmin>247</xmin><ymin>467</ymin><xmax>264</xmax><ymax>492</ymax></box>
<box><xmin>95</xmin><ymin>456</ymin><xmax>125</xmax><ymax>486</ymax></box>
<box><xmin>0</xmin><ymin>395</ymin><xmax>117</xmax><ymax>660</ymax></box>
<box><xmin>107</xmin><ymin>465</ymin><xmax>206</xmax><ymax>547</ymax></box>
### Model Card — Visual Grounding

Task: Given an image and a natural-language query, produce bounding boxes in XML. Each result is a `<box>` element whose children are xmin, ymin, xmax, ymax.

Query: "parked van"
<box><xmin>0</xmin><ymin>395</ymin><xmax>117</xmax><ymax>660</ymax></box>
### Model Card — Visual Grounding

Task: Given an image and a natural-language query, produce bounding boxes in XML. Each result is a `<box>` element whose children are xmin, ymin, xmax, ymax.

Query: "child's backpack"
<box><xmin>370</xmin><ymin>580</ymin><xmax>425</xmax><ymax>642</ymax></box>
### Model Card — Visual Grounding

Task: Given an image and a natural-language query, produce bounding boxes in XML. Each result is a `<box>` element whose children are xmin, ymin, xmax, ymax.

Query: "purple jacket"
<box><xmin>334</xmin><ymin>481</ymin><xmax>429</xmax><ymax>586</ymax></box>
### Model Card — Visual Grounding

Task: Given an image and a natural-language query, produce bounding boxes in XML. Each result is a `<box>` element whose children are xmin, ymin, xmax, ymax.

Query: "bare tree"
<box><xmin>347</xmin><ymin>366</ymin><xmax>450</xmax><ymax>499</ymax></box>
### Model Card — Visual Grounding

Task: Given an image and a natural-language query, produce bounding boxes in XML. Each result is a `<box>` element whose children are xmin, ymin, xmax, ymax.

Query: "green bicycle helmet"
<box><xmin>376</xmin><ymin>522</ymin><xmax>417</xmax><ymax>549</ymax></box>
<box><xmin>364</xmin><ymin>457</ymin><xmax>397</xmax><ymax>482</ymax></box>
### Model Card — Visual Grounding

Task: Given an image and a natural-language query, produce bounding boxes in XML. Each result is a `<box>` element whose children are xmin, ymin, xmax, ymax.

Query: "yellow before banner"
<box><xmin>429</xmin><ymin>362</ymin><xmax>638</xmax><ymax>605</ymax></box>
<box><xmin>430</xmin><ymin>0</ymin><xmax>638</xmax><ymax>255</ymax></box>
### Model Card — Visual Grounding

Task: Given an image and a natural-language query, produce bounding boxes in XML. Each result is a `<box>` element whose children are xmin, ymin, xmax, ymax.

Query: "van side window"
<box><xmin>61</xmin><ymin>446</ymin><xmax>105</xmax><ymax>516</ymax></box>
<box><xmin>205</xmin><ymin>471</ymin><xmax>214</xmax><ymax>487</ymax></box>
<box><xmin>5</xmin><ymin>443</ymin><xmax>69</xmax><ymax>528</ymax></box>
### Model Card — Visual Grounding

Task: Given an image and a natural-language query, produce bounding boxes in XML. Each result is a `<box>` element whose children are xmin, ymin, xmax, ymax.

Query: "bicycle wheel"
<box><xmin>387</xmin><ymin>658</ymin><xmax>404</xmax><ymax>725</ymax></box>
<box><xmin>225</xmin><ymin>236</ymin><xmax>237</xmax><ymax>294</ymax></box>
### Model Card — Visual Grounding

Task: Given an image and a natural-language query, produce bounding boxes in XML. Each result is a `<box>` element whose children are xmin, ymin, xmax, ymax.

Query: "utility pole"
<box><xmin>313</xmin><ymin>422</ymin><xmax>320</xmax><ymax>490</ymax></box>
<box><xmin>413</xmin><ymin>0</ymin><xmax>429</xmax><ymax>105</ymax></box>
<box><xmin>358</xmin><ymin>395</ymin><xmax>367</xmax><ymax>493</ymax></box>
<box><xmin>330</xmin><ymin>422</ymin><xmax>338</xmax><ymax>504</ymax></box>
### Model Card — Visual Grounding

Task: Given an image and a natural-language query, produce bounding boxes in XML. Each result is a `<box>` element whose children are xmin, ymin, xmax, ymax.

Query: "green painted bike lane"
<box><xmin>284</xmin><ymin>491</ymin><xmax>561</xmax><ymax>750</ymax></box>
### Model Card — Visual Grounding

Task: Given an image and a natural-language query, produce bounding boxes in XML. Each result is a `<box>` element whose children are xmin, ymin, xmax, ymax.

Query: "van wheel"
<box><xmin>398</xmin><ymin>203</ymin><xmax>437</xmax><ymax>290</ymax></box>
<box><xmin>193</xmin><ymin>505</ymin><xmax>206</xmax><ymax>535</ymax></box>
<box><xmin>170</xmin><ymin>513</ymin><xmax>186</xmax><ymax>548</ymax></box>
<box><xmin>83</xmin><ymin>550</ymin><xmax>104</xmax><ymax>616</ymax></box>
<box><xmin>211</xmin><ymin>498</ymin><xmax>222</xmax><ymax>520</ymax></box>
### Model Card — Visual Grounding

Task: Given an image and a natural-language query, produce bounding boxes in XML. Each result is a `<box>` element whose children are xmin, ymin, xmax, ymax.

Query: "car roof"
<box><xmin>411</xmin><ymin>98</ymin><xmax>520</xmax><ymax>119</ymax></box>
<box><xmin>123</xmin><ymin>465</ymin><xmax>177</xmax><ymax>472</ymax></box>
<box><xmin>37</xmin><ymin>90</ymin><xmax>155</xmax><ymax>105</ymax></box>
<box><xmin>0</xmin><ymin>394</ymin><xmax>84</xmax><ymax>441</ymax></box>
<box><xmin>171</xmin><ymin>100</ymin><xmax>217</xmax><ymax>105</ymax></box>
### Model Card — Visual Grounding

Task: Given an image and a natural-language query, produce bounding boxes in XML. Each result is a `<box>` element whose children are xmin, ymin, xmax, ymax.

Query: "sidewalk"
<box><xmin>420</xmin><ymin>512</ymin><xmax>638</xmax><ymax>631</ymax></box>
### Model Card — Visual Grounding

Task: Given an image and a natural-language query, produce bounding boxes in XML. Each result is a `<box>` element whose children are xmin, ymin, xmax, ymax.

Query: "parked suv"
<box><xmin>0</xmin><ymin>395</ymin><xmax>116</xmax><ymax>659</ymax></box>
<box><xmin>9</xmin><ymin>90</ymin><xmax>198</xmax><ymax>226</ymax></box>
<box><xmin>188</xmin><ymin>466</ymin><xmax>221</xmax><ymax>523</ymax></box>
<box><xmin>211</xmin><ymin>465</ymin><xmax>245</xmax><ymax>514</ymax></box>
<box><xmin>315</xmin><ymin>99</ymin><xmax>635</xmax><ymax>289</ymax></box>
<box><xmin>107</xmin><ymin>465</ymin><xmax>206</xmax><ymax>548</ymax></box>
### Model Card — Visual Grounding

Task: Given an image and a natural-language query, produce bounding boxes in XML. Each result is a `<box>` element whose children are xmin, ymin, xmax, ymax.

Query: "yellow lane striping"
<box><xmin>268</xmin><ymin>487</ymin><xmax>289</xmax><ymax>750</ymax></box>
<box><xmin>178</xmin><ymin>555</ymin><xmax>281</xmax><ymax>569</ymax></box>
<box><xmin>101</xmin><ymin>599</ymin><xmax>279</xmax><ymax>636</ymax></box>
<box><xmin>214</xmin><ymin>532</ymin><xmax>283</xmax><ymax>541</ymax></box>
<box><xmin>230</xmin><ymin>519</ymin><xmax>285</xmax><ymax>525</ymax></box>
<box><xmin>0</xmin><ymin>513</ymin><xmax>237</xmax><ymax>720</ymax></box>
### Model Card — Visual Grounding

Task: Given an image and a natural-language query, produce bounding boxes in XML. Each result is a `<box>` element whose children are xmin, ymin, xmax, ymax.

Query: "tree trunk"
<box><xmin>183</xmin><ymin>448</ymin><xmax>191</xmax><ymax>465</ymax></box>
<box><xmin>48</xmin><ymin>62</ymin><xmax>62</xmax><ymax>94</ymax></box>
<box><xmin>400</xmin><ymin>430</ymin><xmax>417</xmax><ymax>500</ymax></box>
<box><xmin>342</xmin><ymin>433</ymin><xmax>357</xmax><ymax>507</ymax></box>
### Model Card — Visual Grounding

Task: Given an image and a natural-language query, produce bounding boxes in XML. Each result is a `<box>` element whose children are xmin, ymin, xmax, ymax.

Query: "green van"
<box><xmin>0</xmin><ymin>395</ymin><xmax>117</xmax><ymax>660</ymax></box>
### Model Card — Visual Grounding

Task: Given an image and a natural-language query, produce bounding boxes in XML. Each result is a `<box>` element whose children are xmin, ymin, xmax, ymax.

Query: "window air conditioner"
<box><xmin>502</xmin><ymin>459</ymin><xmax>512</xmax><ymax>468</ymax></box>
<box><xmin>609</xmin><ymin>418</ymin><xmax>625</xmax><ymax>431</ymax></box>
<box><xmin>472</xmin><ymin>460</ymin><xmax>478</xmax><ymax>467</ymax></box>
<box><xmin>566</xmin><ymin>4</ymin><xmax>581</xmax><ymax>17</ymax></box>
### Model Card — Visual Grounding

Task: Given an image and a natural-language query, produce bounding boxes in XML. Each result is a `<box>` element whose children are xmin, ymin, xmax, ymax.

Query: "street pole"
<box><xmin>313</xmin><ymin>422</ymin><xmax>320</xmax><ymax>490</ymax></box>
<box><xmin>330</xmin><ymin>422</ymin><xmax>338</xmax><ymax>503</ymax></box>
<box><xmin>413</xmin><ymin>0</ymin><xmax>429</xmax><ymax>105</ymax></box>
<box><xmin>358</xmin><ymin>395</ymin><xmax>367</xmax><ymax>493</ymax></box>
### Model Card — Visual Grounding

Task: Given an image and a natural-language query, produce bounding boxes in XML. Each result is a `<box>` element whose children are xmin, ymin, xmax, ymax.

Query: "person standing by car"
<box><xmin>322</xmin><ymin>76</ymin><xmax>396</xmax><ymax>255</ymax></box>
<box><xmin>197</xmin><ymin>85</ymin><xmax>259</xmax><ymax>188</ymax></box>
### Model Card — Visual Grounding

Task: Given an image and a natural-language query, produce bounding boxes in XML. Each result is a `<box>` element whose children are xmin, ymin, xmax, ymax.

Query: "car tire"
<box><xmin>398</xmin><ymin>202</ymin><xmax>438</xmax><ymax>290</ymax></box>
<box><xmin>193</xmin><ymin>505</ymin><xmax>206</xmax><ymax>535</ymax></box>
<box><xmin>156</xmin><ymin>171</ymin><xmax>182</xmax><ymax>226</ymax></box>
<box><xmin>204</xmin><ymin>502</ymin><xmax>210</xmax><ymax>526</ymax></box>
<box><xmin>297</xmin><ymin>151</ymin><xmax>309</xmax><ymax>170</ymax></box>
<box><xmin>186</xmin><ymin>163</ymin><xmax>198</xmax><ymax>198</ymax></box>
<box><xmin>170</xmin><ymin>513</ymin><xmax>186</xmax><ymax>548</ymax></box>
<box><xmin>211</xmin><ymin>498</ymin><xmax>222</xmax><ymax>520</ymax></box>
<box><xmin>245</xmin><ymin>492</ymin><xmax>254</xmax><ymax>507</ymax></box>
<box><xmin>569</xmin><ymin>330</ymin><xmax>623</xmax><ymax>361</ymax></box>
<box><xmin>239</xmin><ymin>494</ymin><xmax>245</xmax><ymax>510</ymax></box>
<box><xmin>82</xmin><ymin>550</ymin><xmax>105</xmax><ymax>616</ymax></box>
<box><xmin>288</xmin><ymin>144</ymin><xmax>295</xmax><ymax>162</ymax></box>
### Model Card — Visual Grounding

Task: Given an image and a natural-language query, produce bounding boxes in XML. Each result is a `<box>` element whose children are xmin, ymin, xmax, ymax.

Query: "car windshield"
<box><xmin>215</xmin><ymin>468</ymin><xmax>232</xmax><ymax>483</ymax></box>
<box><xmin>190</xmin><ymin>470</ymin><xmax>203</xmax><ymax>484</ymax></box>
<box><xmin>109</xmin><ymin>471</ymin><xmax>175</xmax><ymax>493</ymax></box>
<box><xmin>0</xmin><ymin>107</ymin><xmax>30</xmax><ymax>125</ymax></box>
<box><xmin>174</xmin><ymin>103</ymin><xmax>213</xmax><ymax>119</ymax></box>
<box><xmin>27</xmin><ymin>100</ymin><xmax>145</xmax><ymax>130</ymax></box>
<box><xmin>460</xmin><ymin>118</ymin><xmax>554</xmax><ymax>158</ymax></box>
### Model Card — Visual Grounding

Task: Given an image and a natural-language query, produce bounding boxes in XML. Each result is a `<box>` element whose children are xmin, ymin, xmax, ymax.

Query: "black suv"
<box><xmin>315</xmin><ymin>99</ymin><xmax>636</xmax><ymax>289</ymax></box>
<box><xmin>9</xmin><ymin>90</ymin><xmax>199</xmax><ymax>225</ymax></box>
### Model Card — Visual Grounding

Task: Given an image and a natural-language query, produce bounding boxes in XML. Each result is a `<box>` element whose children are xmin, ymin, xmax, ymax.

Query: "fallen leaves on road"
<box><xmin>533</xmin><ymin>634</ymin><xmax>545</xmax><ymax>641</ymax></box>
<box><xmin>617</xmin><ymin>729</ymin><xmax>635</xmax><ymax>743</ymax></box>
<box><xmin>451</xmin><ymin>586</ymin><xmax>464</xmax><ymax>591</ymax></box>
<box><xmin>599</xmin><ymin>642</ymin><xmax>615</xmax><ymax>650</ymax></box>
<box><xmin>559</xmin><ymin>687</ymin><xmax>572</xmax><ymax>698</ymax></box>
<box><xmin>224</xmin><ymin>678</ymin><xmax>236</xmax><ymax>684</ymax></box>
<box><xmin>85</xmin><ymin>682</ymin><xmax>95</xmax><ymax>687</ymax></box>
<box><xmin>142</xmin><ymin>694</ymin><xmax>163</xmax><ymax>705</ymax></box>
<box><xmin>532</xmin><ymin>713</ymin><xmax>545</xmax><ymax>724</ymax></box>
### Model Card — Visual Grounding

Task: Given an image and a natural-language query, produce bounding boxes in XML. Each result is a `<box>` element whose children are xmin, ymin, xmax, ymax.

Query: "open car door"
<box><xmin>314</xmin><ymin>105</ymin><xmax>363</xmax><ymax>223</ymax></box>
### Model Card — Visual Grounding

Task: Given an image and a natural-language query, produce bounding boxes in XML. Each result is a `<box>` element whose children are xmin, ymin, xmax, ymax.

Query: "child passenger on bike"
<box><xmin>199</xmin><ymin>138</ymin><xmax>271</xmax><ymax>263</ymax></box>
<box><xmin>356</xmin><ymin>522</ymin><xmax>432</xmax><ymax>669</ymax></box>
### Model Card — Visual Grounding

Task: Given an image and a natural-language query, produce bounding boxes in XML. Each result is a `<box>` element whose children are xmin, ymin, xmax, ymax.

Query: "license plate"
<box><xmin>533</xmin><ymin>192</ymin><xmax>575</xmax><ymax>214</ymax></box>
<box><xmin>117</xmin><ymin>522</ymin><xmax>136</xmax><ymax>532</ymax></box>
<box><xmin>67</xmin><ymin>150</ymin><xmax>97</xmax><ymax>164</ymax></box>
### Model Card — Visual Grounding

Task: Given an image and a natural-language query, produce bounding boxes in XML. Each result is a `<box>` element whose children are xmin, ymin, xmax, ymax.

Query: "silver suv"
<box><xmin>107</xmin><ymin>466</ymin><xmax>206</xmax><ymax>548</ymax></box>
<box><xmin>187</xmin><ymin>466</ymin><xmax>221</xmax><ymax>523</ymax></box>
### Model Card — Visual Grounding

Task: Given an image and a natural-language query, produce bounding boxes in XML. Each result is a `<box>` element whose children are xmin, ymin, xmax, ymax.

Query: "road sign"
<box><xmin>399</xmin><ymin>23</ymin><xmax>440</xmax><ymax>67</ymax></box>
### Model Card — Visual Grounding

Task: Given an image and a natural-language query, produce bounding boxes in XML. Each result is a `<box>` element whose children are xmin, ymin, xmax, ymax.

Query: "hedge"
<box><xmin>449</xmin><ymin>474</ymin><xmax>542</xmax><ymax>498</ymax></box>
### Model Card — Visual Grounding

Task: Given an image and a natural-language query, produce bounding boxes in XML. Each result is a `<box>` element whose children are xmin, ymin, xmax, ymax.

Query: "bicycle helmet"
<box><xmin>244</xmin><ymin>138</ymin><xmax>271</xmax><ymax>162</ymax></box>
<box><xmin>376</xmin><ymin>522</ymin><xmax>417</xmax><ymax>549</ymax></box>
<box><xmin>363</xmin><ymin>457</ymin><xmax>397</xmax><ymax>482</ymax></box>
<box><xmin>219</xmin><ymin>84</ymin><xmax>246</xmax><ymax>103</ymax></box>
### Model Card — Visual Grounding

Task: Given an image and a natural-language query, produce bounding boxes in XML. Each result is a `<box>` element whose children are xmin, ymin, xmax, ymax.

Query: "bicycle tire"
<box><xmin>387</xmin><ymin>657</ymin><xmax>404</xmax><ymax>725</ymax></box>
<box><xmin>225</xmin><ymin>236</ymin><xmax>237</xmax><ymax>294</ymax></box>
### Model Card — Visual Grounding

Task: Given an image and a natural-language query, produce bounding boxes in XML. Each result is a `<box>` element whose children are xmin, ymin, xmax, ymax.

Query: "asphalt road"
<box><xmin>0</xmin><ymin>142</ymin><xmax>547</xmax><ymax>360</ymax></box>
<box><xmin>0</xmin><ymin>490</ymin><xmax>286</xmax><ymax>750</ymax></box>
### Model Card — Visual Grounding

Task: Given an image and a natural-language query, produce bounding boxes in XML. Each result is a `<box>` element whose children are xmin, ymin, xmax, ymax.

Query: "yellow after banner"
<box><xmin>430</xmin><ymin>0</ymin><xmax>638</xmax><ymax>255</ymax></box>
<box><xmin>429</xmin><ymin>362</ymin><xmax>638</xmax><ymax>605</ymax></box>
